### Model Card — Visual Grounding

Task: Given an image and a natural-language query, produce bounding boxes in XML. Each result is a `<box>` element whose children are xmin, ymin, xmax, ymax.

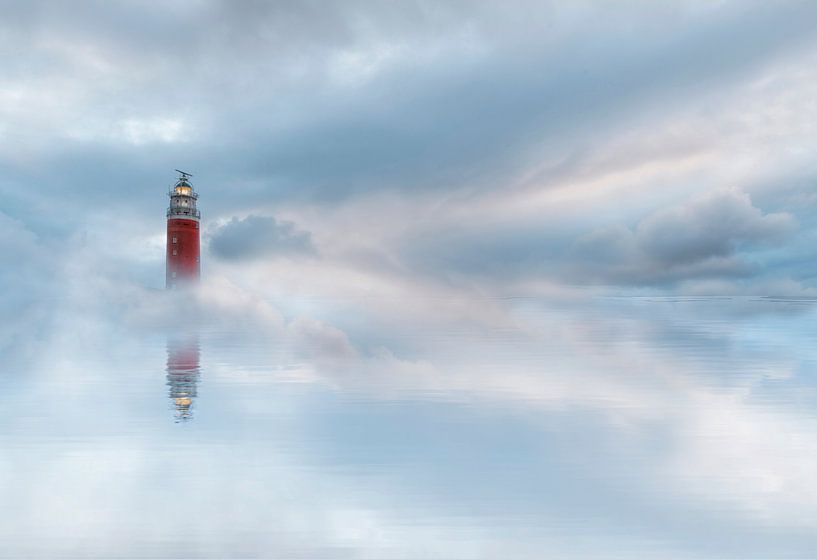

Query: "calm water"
<box><xmin>2</xmin><ymin>296</ymin><xmax>817</xmax><ymax>558</ymax></box>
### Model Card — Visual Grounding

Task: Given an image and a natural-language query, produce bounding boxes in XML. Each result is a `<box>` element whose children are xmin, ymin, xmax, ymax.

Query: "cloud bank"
<box><xmin>209</xmin><ymin>215</ymin><xmax>316</xmax><ymax>260</ymax></box>
<box><xmin>572</xmin><ymin>188</ymin><xmax>797</xmax><ymax>285</ymax></box>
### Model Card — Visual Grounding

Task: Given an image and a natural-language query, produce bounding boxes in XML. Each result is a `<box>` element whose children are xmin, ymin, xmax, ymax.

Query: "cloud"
<box><xmin>636</xmin><ymin>188</ymin><xmax>795</xmax><ymax>264</ymax></box>
<box><xmin>0</xmin><ymin>0</ymin><xmax>815</xmax><ymax>299</ymax></box>
<box><xmin>3</xmin><ymin>0</ymin><xmax>817</xmax><ymax>213</ymax></box>
<box><xmin>391</xmin><ymin>187</ymin><xmax>797</xmax><ymax>292</ymax></box>
<box><xmin>0</xmin><ymin>1</ymin><xmax>816</xmax><ymax>302</ymax></box>
<box><xmin>208</xmin><ymin>215</ymin><xmax>316</xmax><ymax>260</ymax></box>
<box><xmin>572</xmin><ymin>188</ymin><xmax>796</xmax><ymax>286</ymax></box>
<box><xmin>0</xmin><ymin>211</ymin><xmax>58</xmax><ymax>358</ymax></box>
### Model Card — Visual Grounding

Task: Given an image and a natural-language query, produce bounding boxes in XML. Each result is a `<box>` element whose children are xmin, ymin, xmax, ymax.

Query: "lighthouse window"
<box><xmin>172</xmin><ymin>249</ymin><xmax>177</xmax><ymax>256</ymax></box>
<box><xmin>172</xmin><ymin>237</ymin><xmax>177</xmax><ymax>243</ymax></box>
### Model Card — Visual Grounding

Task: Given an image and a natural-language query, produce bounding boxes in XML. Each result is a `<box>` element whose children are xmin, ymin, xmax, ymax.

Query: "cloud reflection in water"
<box><xmin>2</xmin><ymin>290</ymin><xmax>817</xmax><ymax>557</ymax></box>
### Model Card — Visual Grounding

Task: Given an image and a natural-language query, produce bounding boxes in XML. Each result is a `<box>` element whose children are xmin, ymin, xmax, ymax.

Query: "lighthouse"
<box><xmin>166</xmin><ymin>170</ymin><xmax>200</xmax><ymax>288</ymax></box>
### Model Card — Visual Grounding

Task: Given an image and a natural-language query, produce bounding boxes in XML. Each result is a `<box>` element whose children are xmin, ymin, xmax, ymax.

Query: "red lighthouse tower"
<box><xmin>166</xmin><ymin>170</ymin><xmax>200</xmax><ymax>288</ymax></box>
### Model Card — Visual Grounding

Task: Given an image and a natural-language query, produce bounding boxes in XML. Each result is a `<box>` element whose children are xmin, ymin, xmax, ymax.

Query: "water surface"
<box><xmin>2</xmin><ymin>296</ymin><xmax>816</xmax><ymax>558</ymax></box>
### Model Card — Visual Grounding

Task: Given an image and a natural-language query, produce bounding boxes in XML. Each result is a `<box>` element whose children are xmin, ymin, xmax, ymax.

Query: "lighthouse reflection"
<box><xmin>166</xmin><ymin>334</ymin><xmax>201</xmax><ymax>422</ymax></box>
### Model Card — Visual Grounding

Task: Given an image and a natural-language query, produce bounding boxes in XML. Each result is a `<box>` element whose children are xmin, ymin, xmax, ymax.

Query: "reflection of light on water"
<box><xmin>166</xmin><ymin>335</ymin><xmax>200</xmax><ymax>422</ymax></box>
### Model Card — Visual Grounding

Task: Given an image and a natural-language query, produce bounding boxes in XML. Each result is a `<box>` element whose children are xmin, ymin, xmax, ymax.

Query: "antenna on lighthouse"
<box><xmin>175</xmin><ymin>169</ymin><xmax>193</xmax><ymax>180</ymax></box>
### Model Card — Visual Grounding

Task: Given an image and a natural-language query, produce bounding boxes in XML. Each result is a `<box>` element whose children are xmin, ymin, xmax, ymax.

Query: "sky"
<box><xmin>2</xmin><ymin>0</ymin><xmax>817</xmax><ymax>312</ymax></box>
<box><xmin>3</xmin><ymin>2</ymin><xmax>817</xmax><ymax>557</ymax></box>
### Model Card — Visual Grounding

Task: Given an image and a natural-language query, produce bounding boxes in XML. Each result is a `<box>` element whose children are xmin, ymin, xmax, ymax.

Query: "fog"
<box><xmin>3</xmin><ymin>1</ymin><xmax>817</xmax><ymax>557</ymax></box>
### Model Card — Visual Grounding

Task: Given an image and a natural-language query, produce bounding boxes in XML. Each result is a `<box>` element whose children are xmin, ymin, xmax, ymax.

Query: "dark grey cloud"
<box><xmin>570</xmin><ymin>188</ymin><xmax>796</xmax><ymax>285</ymax></box>
<box><xmin>635</xmin><ymin>188</ymin><xmax>794</xmax><ymax>265</ymax></box>
<box><xmin>209</xmin><ymin>215</ymin><xmax>315</xmax><ymax>260</ymax></box>
<box><xmin>398</xmin><ymin>188</ymin><xmax>797</xmax><ymax>290</ymax></box>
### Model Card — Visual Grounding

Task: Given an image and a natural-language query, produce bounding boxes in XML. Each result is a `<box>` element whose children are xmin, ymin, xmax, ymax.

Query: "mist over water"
<box><xmin>3</xmin><ymin>286</ymin><xmax>817</xmax><ymax>558</ymax></box>
<box><xmin>3</xmin><ymin>1</ymin><xmax>817</xmax><ymax>556</ymax></box>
